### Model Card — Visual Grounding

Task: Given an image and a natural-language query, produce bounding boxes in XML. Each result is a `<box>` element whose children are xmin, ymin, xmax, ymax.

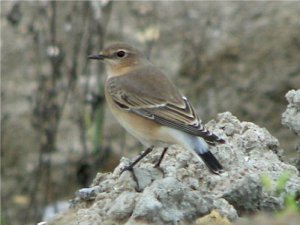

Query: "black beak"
<box><xmin>88</xmin><ymin>54</ymin><xmax>105</xmax><ymax>60</ymax></box>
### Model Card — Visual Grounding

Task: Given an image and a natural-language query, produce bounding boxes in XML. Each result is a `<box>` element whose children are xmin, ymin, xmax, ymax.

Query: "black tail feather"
<box><xmin>199</xmin><ymin>151</ymin><xmax>224</xmax><ymax>174</ymax></box>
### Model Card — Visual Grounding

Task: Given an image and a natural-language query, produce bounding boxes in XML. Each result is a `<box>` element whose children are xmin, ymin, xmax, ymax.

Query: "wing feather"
<box><xmin>106</xmin><ymin>71</ymin><xmax>224</xmax><ymax>145</ymax></box>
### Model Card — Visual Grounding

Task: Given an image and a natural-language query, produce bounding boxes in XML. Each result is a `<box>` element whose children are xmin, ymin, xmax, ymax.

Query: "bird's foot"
<box><xmin>153</xmin><ymin>147</ymin><xmax>168</xmax><ymax>168</ymax></box>
<box><xmin>119</xmin><ymin>166</ymin><xmax>141</xmax><ymax>192</ymax></box>
<box><xmin>119</xmin><ymin>164</ymin><xmax>133</xmax><ymax>175</ymax></box>
<box><xmin>120</xmin><ymin>146</ymin><xmax>154</xmax><ymax>175</ymax></box>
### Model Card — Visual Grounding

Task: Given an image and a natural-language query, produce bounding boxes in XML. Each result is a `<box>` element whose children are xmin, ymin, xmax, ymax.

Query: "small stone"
<box><xmin>76</xmin><ymin>187</ymin><xmax>101</xmax><ymax>201</ymax></box>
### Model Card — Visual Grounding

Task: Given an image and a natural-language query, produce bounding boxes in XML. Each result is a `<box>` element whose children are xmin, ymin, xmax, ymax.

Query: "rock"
<box><xmin>196</xmin><ymin>210</ymin><xmax>232</xmax><ymax>225</ymax></box>
<box><xmin>282</xmin><ymin>89</ymin><xmax>300</xmax><ymax>172</ymax></box>
<box><xmin>222</xmin><ymin>175</ymin><xmax>263</xmax><ymax>213</ymax></box>
<box><xmin>49</xmin><ymin>112</ymin><xmax>300</xmax><ymax>225</ymax></box>
<box><xmin>131</xmin><ymin>177</ymin><xmax>213</xmax><ymax>224</ymax></box>
<box><xmin>296</xmin><ymin>144</ymin><xmax>300</xmax><ymax>172</ymax></box>
<box><xmin>76</xmin><ymin>187</ymin><xmax>101</xmax><ymax>201</ymax></box>
<box><xmin>133</xmin><ymin>167</ymin><xmax>163</xmax><ymax>192</ymax></box>
<box><xmin>282</xmin><ymin>89</ymin><xmax>300</xmax><ymax>135</ymax></box>
<box><xmin>212</xmin><ymin>199</ymin><xmax>237</xmax><ymax>221</ymax></box>
<box><xmin>108</xmin><ymin>192</ymin><xmax>139</xmax><ymax>220</ymax></box>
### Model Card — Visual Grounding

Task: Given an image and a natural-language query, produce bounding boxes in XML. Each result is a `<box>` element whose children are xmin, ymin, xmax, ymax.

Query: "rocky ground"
<box><xmin>47</xmin><ymin>103</ymin><xmax>300</xmax><ymax>225</ymax></box>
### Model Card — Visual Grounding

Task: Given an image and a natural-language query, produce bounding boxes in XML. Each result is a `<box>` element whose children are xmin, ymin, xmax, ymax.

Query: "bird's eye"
<box><xmin>116</xmin><ymin>50</ymin><xmax>126</xmax><ymax>58</ymax></box>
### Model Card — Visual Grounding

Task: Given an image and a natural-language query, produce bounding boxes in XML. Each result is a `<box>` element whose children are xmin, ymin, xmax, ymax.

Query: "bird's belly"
<box><xmin>116</xmin><ymin>113</ymin><xmax>170</xmax><ymax>147</ymax></box>
<box><xmin>107</xmin><ymin>101</ymin><xmax>170</xmax><ymax>147</ymax></box>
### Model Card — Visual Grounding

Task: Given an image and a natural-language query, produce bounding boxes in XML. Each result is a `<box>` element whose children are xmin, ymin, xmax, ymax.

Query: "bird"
<box><xmin>88</xmin><ymin>42</ymin><xmax>225</xmax><ymax>175</ymax></box>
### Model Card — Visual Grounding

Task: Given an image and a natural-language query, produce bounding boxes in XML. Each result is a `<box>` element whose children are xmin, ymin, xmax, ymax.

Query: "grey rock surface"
<box><xmin>49</xmin><ymin>112</ymin><xmax>300</xmax><ymax>225</ymax></box>
<box><xmin>282</xmin><ymin>89</ymin><xmax>300</xmax><ymax>172</ymax></box>
<box><xmin>282</xmin><ymin>89</ymin><xmax>300</xmax><ymax>135</ymax></box>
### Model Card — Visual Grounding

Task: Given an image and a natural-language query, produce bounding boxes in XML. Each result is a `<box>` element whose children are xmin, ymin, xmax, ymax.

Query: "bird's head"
<box><xmin>88</xmin><ymin>42</ymin><xmax>148</xmax><ymax>77</ymax></box>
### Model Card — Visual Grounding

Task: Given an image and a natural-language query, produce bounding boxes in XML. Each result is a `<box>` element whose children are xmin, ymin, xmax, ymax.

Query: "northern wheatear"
<box><xmin>88</xmin><ymin>43</ymin><xmax>225</xmax><ymax>174</ymax></box>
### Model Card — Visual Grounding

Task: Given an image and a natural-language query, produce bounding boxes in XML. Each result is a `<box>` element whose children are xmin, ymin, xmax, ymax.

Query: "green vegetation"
<box><xmin>261</xmin><ymin>171</ymin><xmax>300</xmax><ymax>214</ymax></box>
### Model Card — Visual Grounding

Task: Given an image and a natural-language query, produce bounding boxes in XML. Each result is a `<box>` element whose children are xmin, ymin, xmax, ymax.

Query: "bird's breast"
<box><xmin>105</xmin><ymin>91</ymin><xmax>165</xmax><ymax>147</ymax></box>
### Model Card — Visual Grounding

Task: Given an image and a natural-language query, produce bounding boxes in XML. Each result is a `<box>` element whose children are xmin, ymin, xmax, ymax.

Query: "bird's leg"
<box><xmin>120</xmin><ymin>146</ymin><xmax>154</xmax><ymax>175</ymax></box>
<box><xmin>154</xmin><ymin>147</ymin><xmax>168</xmax><ymax>168</ymax></box>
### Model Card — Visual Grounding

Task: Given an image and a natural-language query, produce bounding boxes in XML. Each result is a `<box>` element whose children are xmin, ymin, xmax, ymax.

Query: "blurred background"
<box><xmin>1</xmin><ymin>1</ymin><xmax>300</xmax><ymax>224</ymax></box>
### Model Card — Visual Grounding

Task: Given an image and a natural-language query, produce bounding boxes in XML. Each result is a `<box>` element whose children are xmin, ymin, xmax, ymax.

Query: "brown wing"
<box><xmin>106</xmin><ymin>66</ymin><xmax>225</xmax><ymax>145</ymax></box>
